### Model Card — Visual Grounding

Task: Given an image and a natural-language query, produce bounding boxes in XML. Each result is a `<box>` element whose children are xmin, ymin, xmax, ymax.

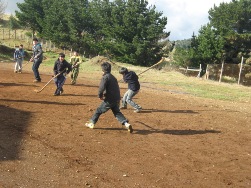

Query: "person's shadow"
<box><xmin>133</xmin><ymin>121</ymin><xmax>221</xmax><ymax>135</ymax></box>
<box><xmin>139</xmin><ymin>108</ymin><xmax>199</xmax><ymax>114</ymax></box>
<box><xmin>0</xmin><ymin>105</ymin><xmax>30</xmax><ymax>161</ymax></box>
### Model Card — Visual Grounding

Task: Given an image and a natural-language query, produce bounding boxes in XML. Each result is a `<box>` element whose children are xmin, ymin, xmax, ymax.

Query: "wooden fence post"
<box><xmin>238</xmin><ymin>56</ymin><xmax>244</xmax><ymax>85</ymax></box>
<box><xmin>219</xmin><ymin>60</ymin><xmax>224</xmax><ymax>83</ymax></box>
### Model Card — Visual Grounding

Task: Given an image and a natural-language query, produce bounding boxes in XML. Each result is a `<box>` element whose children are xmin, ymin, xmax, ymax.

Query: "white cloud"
<box><xmin>148</xmin><ymin>0</ymin><xmax>232</xmax><ymax>41</ymax></box>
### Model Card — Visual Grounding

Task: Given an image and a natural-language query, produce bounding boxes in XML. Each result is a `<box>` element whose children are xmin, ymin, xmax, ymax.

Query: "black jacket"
<box><xmin>98</xmin><ymin>72</ymin><xmax>121</xmax><ymax>103</ymax></box>
<box><xmin>53</xmin><ymin>59</ymin><xmax>72</xmax><ymax>76</ymax></box>
<box><xmin>123</xmin><ymin>71</ymin><xmax>140</xmax><ymax>91</ymax></box>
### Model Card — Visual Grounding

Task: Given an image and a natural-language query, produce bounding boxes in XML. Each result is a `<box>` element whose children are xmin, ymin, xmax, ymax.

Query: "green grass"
<box><xmin>1</xmin><ymin>46</ymin><xmax>251</xmax><ymax>103</ymax></box>
<box><xmin>112</xmin><ymin>63</ymin><xmax>251</xmax><ymax>102</ymax></box>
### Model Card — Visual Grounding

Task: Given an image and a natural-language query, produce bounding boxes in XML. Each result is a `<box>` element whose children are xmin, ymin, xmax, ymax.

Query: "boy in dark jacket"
<box><xmin>85</xmin><ymin>62</ymin><xmax>133</xmax><ymax>133</ymax></box>
<box><xmin>119</xmin><ymin>67</ymin><xmax>142</xmax><ymax>113</ymax></box>
<box><xmin>53</xmin><ymin>53</ymin><xmax>72</xmax><ymax>96</ymax></box>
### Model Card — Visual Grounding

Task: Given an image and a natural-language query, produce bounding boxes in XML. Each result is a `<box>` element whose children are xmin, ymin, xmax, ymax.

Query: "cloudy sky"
<box><xmin>5</xmin><ymin>0</ymin><xmax>232</xmax><ymax>41</ymax></box>
<box><xmin>147</xmin><ymin>0</ymin><xmax>232</xmax><ymax>41</ymax></box>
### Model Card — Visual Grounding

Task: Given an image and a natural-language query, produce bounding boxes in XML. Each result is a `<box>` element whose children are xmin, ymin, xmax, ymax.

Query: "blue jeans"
<box><xmin>121</xmin><ymin>89</ymin><xmax>141</xmax><ymax>109</ymax></box>
<box><xmin>32</xmin><ymin>59</ymin><xmax>43</xmax><ymax>81</ymax></box>
<box><xmin>90</xmin><ymin>101</ymin><xmax>128</xmax><ymax>125</ymax></box>
<box><xmin>54</xmin><ymin>75</ymin><xmax>66</xmax><ymax>94</ymax></box>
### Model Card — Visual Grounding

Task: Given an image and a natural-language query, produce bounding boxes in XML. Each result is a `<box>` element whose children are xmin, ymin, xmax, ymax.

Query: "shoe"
<box><xmin>71</xmin><ymin>80</ymin><xmax>76</xmax><ymax>85</ymax></box>
<box><xmin>134</xmin><ymin>108</ymin><xmax>142</xmax><ymax>113</ymax></box>
<box><xmin>124</xmin><ymin>122</ymin><xmax>133</xmax><ymax>133</ymax></box>
<box><xmin>33</xmin><ymin>79</ymin><xmax>41</xmax><ymax>83</ymax></box>
<box><xmin>53</xmin><ymin>89</ymin><xmax>60</xmax><ymax>96</ymax></box>
<box><xmin>120</xmin><ymin>106</ymin><xmax>127</xmax><ymax>109</ymax></box>
<box><xmin>14</xmin><ymin>70</ymin><xmax>18</xmax><ymax>73</ymax></box>
<box><xmin>85</xmin><ymin>122</ymin><xmax>95</xmax><ymax>129</ymax></box>
<box><xmin>60</xmin><ymin>88</ymin><xmax>64</xmax><ymax>95</ymax></box>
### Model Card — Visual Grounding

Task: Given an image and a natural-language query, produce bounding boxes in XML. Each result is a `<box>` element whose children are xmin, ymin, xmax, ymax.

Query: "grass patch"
<box><xmin>1</xmin><ymin>47</ymin><xmax>251</xmax><ymax>103</ymax></box>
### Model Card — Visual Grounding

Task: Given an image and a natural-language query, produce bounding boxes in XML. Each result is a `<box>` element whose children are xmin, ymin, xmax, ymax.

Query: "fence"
<box><xmin>0</xmin><ymin>28</ymin><xmax>61</xmax><ymax>53</ymax></box>
<box><xmin>205</xmin><ymin>62</ymin><xmax>251</xmax><ymax>86</ymax></box>
<box><xmin>179</xmin><ymin>64</ymin><xmax>202</xmax><ymax>77</ymax></box>
<box><xmin>177</xmin><ymin>60</ymin><xmax>251</xmax><ymax>86</ymax></box>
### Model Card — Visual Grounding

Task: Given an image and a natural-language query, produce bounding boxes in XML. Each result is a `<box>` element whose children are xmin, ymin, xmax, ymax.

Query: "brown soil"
<box><xmin>0</xmin><ymin>61</ymin><xmax>250</xmax><ymax>188</ymax></box>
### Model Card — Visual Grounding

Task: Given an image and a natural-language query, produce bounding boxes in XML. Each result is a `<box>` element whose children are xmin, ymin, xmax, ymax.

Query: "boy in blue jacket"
<box><xmin>14</xmin><ymin>44</ymin><xmax>25</xmax><ymax>73</ymax></box>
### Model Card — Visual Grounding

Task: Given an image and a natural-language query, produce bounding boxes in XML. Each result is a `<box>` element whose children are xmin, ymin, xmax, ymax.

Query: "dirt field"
<box><xmin>0</xmin><ymin>61</ymin><xmax>250</xmax><ymax>188</ymax></box>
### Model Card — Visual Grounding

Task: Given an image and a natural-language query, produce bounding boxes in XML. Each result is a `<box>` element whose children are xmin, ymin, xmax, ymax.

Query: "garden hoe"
<box><xmin>119</xmin><ymin>57</ymin><xmax>167</xmax><ymax>82</ymax></box>
<box><xmin>34</xmin><ymin>69</ymin><xmax>66</xmax><ymax>93</ymax></box>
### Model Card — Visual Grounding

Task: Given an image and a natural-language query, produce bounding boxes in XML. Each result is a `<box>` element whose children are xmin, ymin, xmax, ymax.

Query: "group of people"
<box><xmin>84</xmin><ymin>62</ymin><xmax>142</xmax><ymax>134</ymax></box>
<box><xmin>14</xmin><ymin>38</ymin><xmax>142</xmax><ymax>134</ymax></box>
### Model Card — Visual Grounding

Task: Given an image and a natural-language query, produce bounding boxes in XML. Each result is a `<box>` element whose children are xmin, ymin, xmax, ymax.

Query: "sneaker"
<box><xmin>60</xmin><ymin>88</ymin><xmax>64</xmax><ymax>95</ymax></box>
<box><xmin>53</xmin><ymin>89</ymin><xmax>60</xmax><ymax>96</ymax></box>
<box><xmin>14</xmin><ymin>70</ymin><xmax>18</xmax><ymax>73</ymax></box>
<box><xmin>71</xmin><ymin>80</ymin><xmax>76</xmax><ymax>85</ymax></box>
<box><xmin>134</xmin><ymin>108</ymin><xmax>142</xmax><ymax>113</ymax></box>
<box><xmin>85</xmin><ymin>122</ymin><xmax>95</xmax><ymax>129</ymax></box>
<box><xmin>120</xmin><ymin>106</ymin><xmax>127</xmax><ymax>109</ymax></box>
<box><xmin>33</xmin><ymin>79</ymin><xmax>41</xmax><ymax>83</ymax></box>
<box><xmin>124</xmin><ymin>122</ymin><xmax>133</xmax><ymax>133</ymax></box>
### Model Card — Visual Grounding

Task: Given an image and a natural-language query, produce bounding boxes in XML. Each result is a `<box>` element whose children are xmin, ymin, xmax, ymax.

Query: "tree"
<box><xmin>15</xmin><ymin>0</ymin><xmax>45</xmax><ymax>35</ymax></box>
<box><xmin>0</xmin><ymin>0</ymin><xmax>7</xmax><ymax>20</ymax></box>
<box><xmin>194</xmin><ymin>24</ymin><xmax>225</xmax><ymax>64</ymax></box>
<box><xmin>14</xmin><ymin>0</ymin><xmax>168</xmax><ymax>65</ymax></box>
<box><xmin>208</xmin><ymin>0</ymin><xmax>251</xmax><ymax>35</ymax></box>
<box><xmin>208</xmin><ymin>0</ymin><xmax>251</xmax><ymax>63</ymax></box>
<box><xmin>101</xmin><ymin>0</ymin><xmax>167</xmax><ymax>65</ymax></box>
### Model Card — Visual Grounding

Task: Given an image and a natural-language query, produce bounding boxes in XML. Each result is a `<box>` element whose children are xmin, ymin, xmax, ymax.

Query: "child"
<box><xmin>53</xmin><ymin>53</ymin><xmax>72</xmax><ymax>96</ymax></box>
<box><xmin>30</xmin><ymin>38</ymin><xmax>43</xmax><ymax>82</ymax></box>
<box><xmin>70</xmin><ymin>51</ymin><xmax>82</xmax><ymax>85</ymax></box>
<box><xmin>14</xmin><ymin>44</ymin><xmax>25</xmax><ymax>73</ymax></box>
<box><xmin>85</xmin><ymin>62</ymin><xmax>133</xmax><ymax>133</ymax></box>
<box><xmin>119</xmin><ymin>67</ymin><xmax>142</xmax><ymax>113</ymax></box>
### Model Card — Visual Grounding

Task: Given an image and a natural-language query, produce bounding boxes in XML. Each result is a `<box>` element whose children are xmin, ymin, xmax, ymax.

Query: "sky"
<box><xmin>5</xmin><ymin>0</ymin><xmax>232</xmax><ymax>41</ymax></box>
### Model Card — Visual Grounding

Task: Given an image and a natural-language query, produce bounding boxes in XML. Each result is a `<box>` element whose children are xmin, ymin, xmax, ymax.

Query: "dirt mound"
<box><xmin>89</xmin><ymin>55</ymin><xmax>122</xmax><ymax>69</ymax></box>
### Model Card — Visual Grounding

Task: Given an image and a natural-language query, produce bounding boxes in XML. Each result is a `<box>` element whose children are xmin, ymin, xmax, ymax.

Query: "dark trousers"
<box><xmin>91</xmin><ymin>101</ymin><xmax>128</xmax><ymax>125</ymax></box>
<box><xmin>54</xmin><ymin>75</ymin><xmax>66</xmax><ymax>94</ymax></box>
<box><xmin>32</xmin><ymin>59</ymin><xmax>42</xmax><ymax>81</ymax></box>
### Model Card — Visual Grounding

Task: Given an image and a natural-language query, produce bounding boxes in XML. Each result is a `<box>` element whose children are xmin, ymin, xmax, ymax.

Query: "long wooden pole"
<box><xmin>119</xmin><ymin>57</ymin><xmax>167</xmax><ymax>82</ymax></box>
<box><xmin>138</xmin><ymin>57</ymin><xmax>166</xmax><ymax>76</ymax></box>
<box><xmin>34</xmin><ymin>69</ymin><xmax>66</xmax><ymax>93</ymax></box>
